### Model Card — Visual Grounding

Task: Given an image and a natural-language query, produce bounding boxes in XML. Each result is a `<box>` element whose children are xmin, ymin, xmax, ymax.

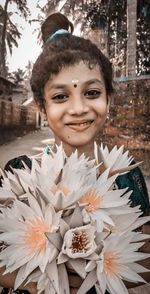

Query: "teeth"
<box><xmin>67</xmin><ymin>121</ymin><xmax>93</xmax><ymax>128</ymax></box>
<box><xmin>79</xmin><ymin>122</ymin><xmax>89</xmax><ymax>126</ymax></box>
<box><xmin>73</xmin><ymin>122</ymin><xmax>92</xmax><ymax>126</ymax></box>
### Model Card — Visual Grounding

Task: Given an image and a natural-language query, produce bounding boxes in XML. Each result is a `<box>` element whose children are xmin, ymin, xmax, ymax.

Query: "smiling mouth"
<box><xmin>66</xmin><ymin>120</ymin><xmax>94</xmax><ymax>130</ymax></box>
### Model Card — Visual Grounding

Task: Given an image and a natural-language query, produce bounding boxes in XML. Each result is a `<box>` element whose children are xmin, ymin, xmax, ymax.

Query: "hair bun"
<box><xmin>41</xmin><ymin>12</ymin><xmax>74</xmax><ymax>43</ymax></box>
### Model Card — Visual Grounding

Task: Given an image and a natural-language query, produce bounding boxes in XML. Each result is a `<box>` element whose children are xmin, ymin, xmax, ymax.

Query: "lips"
<box><xmin>66</xmin><ymin>120</ymin><xmax>94</xmax><ymax>131</ymax></box>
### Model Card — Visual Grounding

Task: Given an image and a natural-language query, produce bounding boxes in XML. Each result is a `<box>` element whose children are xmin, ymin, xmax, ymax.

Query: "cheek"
<box><xmin>45</xmin><ymin>106</ymin><xmax>60</xmax><ymax>123</ymax></box>
<box><xmin>95</xmin><ymin>101</ymin><xmax>108</xmax><ymax>115</ymax></box>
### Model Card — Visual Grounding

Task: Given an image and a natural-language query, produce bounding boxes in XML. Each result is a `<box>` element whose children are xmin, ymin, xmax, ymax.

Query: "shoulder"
<box><xmin>116</xmin><ymin>165</ymin><xmax>149</xmax><ymax>215</ymax></box>
<box><xmin>0</xmin><ymin>155</ymin><xmax>32</xmax><ymax>187</ymax></box>
<box><xmin>4</xmin><ymin>155</ymin><xmax>32</xmax><ymax>172</ymax></box>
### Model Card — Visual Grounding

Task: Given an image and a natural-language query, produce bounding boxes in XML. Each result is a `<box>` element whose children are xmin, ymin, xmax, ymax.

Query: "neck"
<box><xmin>54</xmin><ymin>139</ymin><xmax>95</xmax><ymax>159</ymax></box>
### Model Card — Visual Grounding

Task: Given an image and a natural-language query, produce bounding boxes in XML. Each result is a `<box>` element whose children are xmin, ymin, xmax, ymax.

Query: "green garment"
<box><xmin>116</xmin><ymin>166</ymin><xmax>149</xmax><ymax>216</ymax></box>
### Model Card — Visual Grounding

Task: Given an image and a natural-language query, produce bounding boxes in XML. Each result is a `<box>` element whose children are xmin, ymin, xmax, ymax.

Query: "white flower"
<box><xmin>79</xmin><ymin>169</ymin><xmax>132</xmax><ymax>231</ymax></box>
<box><xmin>94</xmin><ymin>143</ymin><xmax>140</xmax><ymax>175</ymax></box>
<box><xmin>38</xmin><ymin>151</ymin><xmax>96</xmax><ymax>211</ymax></box>
<box><xmin>0</xmin><ymin>143</ymin><xmax>149</xmax><ymax>293</ymax></box>
<box><xmin>85</xmin><ymin>233</ymin><xmax>149</xmax><ymax>294</ymax></box>
<box><xmin>61</xmin><ymin>224</ymin><xmax>97</xmax><ymax>259</ymax></box>
<box><xmin>0</xmin><ymin>194</ymin><xmax>62</xmax><ymax>290</ymax></box>
<box><xmin>12</xmin><ymin>148</ymin><xmax>95</xmax><ymax>211</ymax></box>
<box><xmin>103</xmin><ymin>211</ymin><xmax>150</xmax><ymax>237</ymax></box>
<box><xmin>27</xmin><ymin>261</ymin><xmax>69</xmax><ymax>294</ymax></box>
<box><xmin>0</xmin><ymin>169</ymin><xmax>26</xmax><ymax>202</ymax></box>
<box><xmin>47</xmin><ymin>205</ymin><xmax>99</xmax><ymax>280</ymax></box>
<box><xmin>27</xmin><ymin>269</ymin><xmax>51</xmax><ymax>294</ymax></box>
<box><xmin>57</xmin><ymin>151</ymin><xmax>96</xmax><ymax>195</ymax></box>
<box><xmin>36</xmin><ymin>147</ymin><xmax>95</xmax><ymax>198</ymax></box>
<box><xmin>41</xmin><ymin>144</ymin><xmax>65</xmax><ymax>179</ymax></box>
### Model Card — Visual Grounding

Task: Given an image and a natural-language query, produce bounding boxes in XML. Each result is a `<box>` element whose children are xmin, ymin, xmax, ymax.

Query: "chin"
<box><xmin>66</xmin><ymin>138</ymin><xmax>95</xmax><ymax>149</ymax></box>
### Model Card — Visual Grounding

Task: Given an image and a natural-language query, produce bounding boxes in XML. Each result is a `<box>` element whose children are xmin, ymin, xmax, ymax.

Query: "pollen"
<box><xmin>24</xmin><ymin>218</ymin><xmax>49</xmax><ymax>253</ymax></box>
<box><xmin>71</xmin><ymin>231</ymin><xmax>89</xmax><ymax>253</ymax></box>
<box><xmin>104</xmin><ymin>251</ymin><xmax>121</xmax><ymax>276</ymax></box>
<box><xmin>79</xmin><ymin>190</ymin><xmax>101</xmax><ymax>212</ymax></box>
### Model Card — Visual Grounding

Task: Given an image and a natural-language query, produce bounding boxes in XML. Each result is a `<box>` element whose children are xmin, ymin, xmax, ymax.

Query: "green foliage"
<box><xmin>0</xmin><ymin>0</ymin><xmax>30</xmax><ymax>76</ymax></box>
<box><xmin>11</xmin><ymin>68</ymin><xmax>26</xmax><ymax>85</ymax></box>
<box><xmin>11</xmin><ymin>0</ymin><xmax>30</xmax><ymax>19</ymax></box>
<box><xmin>41</xmin><ymin>0</ymin><xmax>149</xmax><ymax>76</ymax></box>
<box><xmin>0</xmin><ymin>5</ymin><xmax>21</xmax><ymax>54</ymax></box>
<box><xmin>137</xmin><ymin>0</ymin><xmax>150</xmax><ymax>75</ymax></box>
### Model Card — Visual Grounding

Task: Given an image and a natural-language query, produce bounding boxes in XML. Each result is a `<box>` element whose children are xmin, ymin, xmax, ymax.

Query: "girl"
<box><xmin>1</xmin><ymin>12</ymin><xmax>149</xmax><ymax>294</ymax></box>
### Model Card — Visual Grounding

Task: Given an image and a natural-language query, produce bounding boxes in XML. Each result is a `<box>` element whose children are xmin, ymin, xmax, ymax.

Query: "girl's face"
<box><xmin>44</xmin><ymin>62</ymin><xmax>109</xmax><ymax>155</ymax></box>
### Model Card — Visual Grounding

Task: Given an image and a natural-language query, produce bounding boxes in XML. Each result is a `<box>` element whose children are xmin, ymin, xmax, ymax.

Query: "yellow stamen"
<box><xmin>104</xmin><ymin>251</ymin><xmax>121</xmax><ymax>276</ymax></box>
<box><xmin>24</xmin><ymin>218</ymin><xmax>49</xmax><ymax>253</ymax></box>
<box><xmin>79</xmin><ymin>190</ymin><xmax>101</xmax><ymax>212</ymax></box>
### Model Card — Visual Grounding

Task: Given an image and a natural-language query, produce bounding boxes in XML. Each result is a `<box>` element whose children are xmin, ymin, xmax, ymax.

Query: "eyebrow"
<box><xmin>84</xmin><ymin>79</ymin><xmax>103</xmax><ymax>86</ymax></box>
<box><xmin>48</xmin><ymin>79</ymin><xmax>103</xmax><ymax>90</ymax></box>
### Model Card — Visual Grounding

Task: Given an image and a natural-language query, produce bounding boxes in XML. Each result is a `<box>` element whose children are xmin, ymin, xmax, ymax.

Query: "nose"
<box><xmin>68</xmin><ymin>96</ymin><xmax>89</xmax><ymax>115</ymax></box>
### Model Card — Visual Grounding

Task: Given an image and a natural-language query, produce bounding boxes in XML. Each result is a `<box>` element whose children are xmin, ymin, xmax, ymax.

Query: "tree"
<box><xmin>40</xmin><ymin>0</ymin><xmax>89</xmax><ymax>27</ymax></box>
<box><xmin>137</xmin><ymin>0</ymin><xmax>150</xmax><ymax>75</ymax></box>
<box><xmin>10</xmin><ymin>68</ymin><xmax>26</xmax><ymax>86</ymax></box>
<box><xmin>42</xmin><ymin>0</ymin><xmax>127</xmax><ymax>76</ymax></box>
<box><xmin>0</xmin><ymin>0</ymin><xmax>30</xmax><ymax>77</ymax></box>
<box><xmin>85</xmin><ymin>0</ymin><xmax>127</xmax><ymax>76</ymax></box>
<box><xmin>126</xmin><ymin>0</ymin><xmax>137</xmax><ymax>77</ymax></box>
<box><xmin>85</xmin><ymin>0</ymin><xmax>149</xmax><ymax>76</ymax></box>
<box><xmin>39</xmin><ymin>0</ymin><xmax>149</xmax><ymax>77</ymax></box>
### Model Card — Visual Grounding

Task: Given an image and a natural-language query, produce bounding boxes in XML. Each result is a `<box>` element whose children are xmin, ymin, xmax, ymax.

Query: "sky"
<box><xmin>2</xmin><ymin>0</ymin><xmax>79</xmax><ymax>73</ymax></box>
<box><xmin>2</xmin><ymin>0</ymin><xmax>47</xmax><ymax>72</ymax></box>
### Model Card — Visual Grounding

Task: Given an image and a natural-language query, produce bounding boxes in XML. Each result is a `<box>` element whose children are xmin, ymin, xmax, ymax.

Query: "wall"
<box><xmin>0</xmin><ymin>100</ymin><xmax>38</xmax><ymax>145</ymax></box>
<box><xmin>96</xmin><ymin>77</ymin><xmax>150</xmax><ymax>177</ymax></box>
<box><xmin>0</xmin><ymin>76</ymin><xmax>15</xmax><ymax>96</ymax></box>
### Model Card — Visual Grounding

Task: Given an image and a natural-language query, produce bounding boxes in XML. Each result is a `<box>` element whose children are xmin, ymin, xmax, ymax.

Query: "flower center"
<box><xmin>71</xmin><ymin>231</ymin><xmax>89</xmax><ymax>253</ymax></box>
<box><xmin>104</xmin><ymin>251</ymin><xmax>121</xmax><ymax>276</ymax></box>
<box><xmin>79</xmin><ymin>190</ymin><xmax>101</xmax><ymax>212</ymax></box>
<box><xmin>24</xmin><ymin>218</ymin><xmax>49</xmax><ymax>253</ymax></box>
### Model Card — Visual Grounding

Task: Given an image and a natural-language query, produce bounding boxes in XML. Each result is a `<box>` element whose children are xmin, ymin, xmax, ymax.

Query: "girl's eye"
<box><xmin>85</xmin><ymin>89</ymin><xmax>101</xmax><ymax>99</ymax></box>
<box><xmin>51</xmin><ymin>93</ymin><xmax>69</xmax><ymax>102</ymax></box>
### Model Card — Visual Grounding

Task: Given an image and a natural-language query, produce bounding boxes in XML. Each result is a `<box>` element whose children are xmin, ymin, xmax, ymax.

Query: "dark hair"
<box><xmin>30</xmin><ymin>12</ymin><xmax>113</xmax><ymax>110</ymax></box>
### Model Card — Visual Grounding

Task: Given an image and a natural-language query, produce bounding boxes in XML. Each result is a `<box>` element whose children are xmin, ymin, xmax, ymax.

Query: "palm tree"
<box><xmin>0</xmin><ymin>0</ymin><xmax>30</xmax><ymax>77</ymax></box>
<box><xmin>40</xmin><ymin>0</ymin><xmax>89</xmax><ymax>26</ymax></box>
<box><xmin>126</xmin><ymin>0</ymin><xmax>137</xmax><ymax>77</ymax></box>
<box><xmin>11</xmin><ymin>68</ymin><xmax>26</xmax><ymax>86</ymax></box>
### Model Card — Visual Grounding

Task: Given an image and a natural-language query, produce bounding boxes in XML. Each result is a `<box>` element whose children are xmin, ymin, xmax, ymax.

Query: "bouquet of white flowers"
<box><xmin>0</xmin><ymin>144</ymin><xmax>149</xmax><ymax>294</ymax></box>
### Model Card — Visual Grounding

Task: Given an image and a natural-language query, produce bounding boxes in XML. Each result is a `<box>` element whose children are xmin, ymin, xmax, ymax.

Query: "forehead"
<box><xmin>46</xmin><ymin>62</ymin><xmax>103</xmax><ymax>86</ymax></box>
